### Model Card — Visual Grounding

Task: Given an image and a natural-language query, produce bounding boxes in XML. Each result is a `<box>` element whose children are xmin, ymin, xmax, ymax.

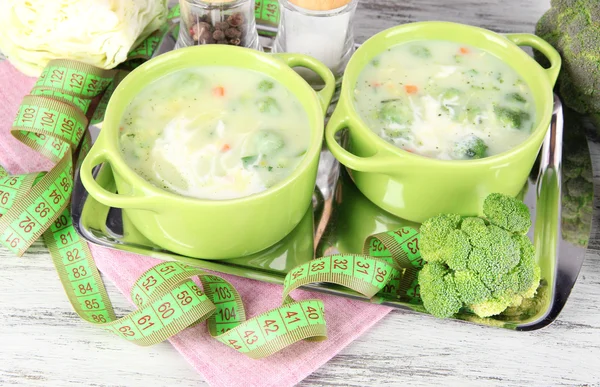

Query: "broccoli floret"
<box><xmin>483</xmin><ymin>192</ymin><xmax>532</xmax><ymax>234</ymax></box>
<box><xmin>453</xmin><ymin>270</ymin><xmax>490</xmax><ymax>305</ymax></box>
<box><xmin>536</xmin><ymin>0</ymin><xmax>600</xmax><ymax>127</ymax></box>
<box><xmin>468</xmin><ymin>225</ymin><xmax>520</xmax><ymax>275</ymax></box>
<box><xmin>512</xmin><ymin>234</ymin><xmax>537</xmax><ymax>293</ymax></box>
<box><xmin>378</xmin><ymin>99</ymin><xmax>413</xmax><ymax>125</ymax></box>
<box><xmin>494</xmin><ymin>106</ymin><xmax>531</xmax><ymax>130</ymax></box>
<box><xmin>442</xmin><ymin>88</ymin><xmax>462</xmax><ymax>100</ymax></box>
<box><xmin>419</xmin><ymin>213</ymin><xmax>462</xmax><ymax>262</ymax></box>
<box><xmin>417</xmin><ymin>193</ymin><xmax>541</xmax><ymax>319</ymax></box>
<box><xmin>258</xmin><ymin>80</ymin><xmax>274</xmax><ymax>92</ymax></box>
<box><xmin>471</xmin><ymin>294</ymin><xmax>517</xmax><ymax>318</ymax></box>
<box><xmin>451</xmin><ymin>135</ymin><xmax>488</xmax><ymax>160</ymax></box>
<box><xmin>506</xmin><ymin>92</ymin><xmax>527</xmax><ymax>104</ymax></box>
<box><xmin>444</xmin><ymin>230</ymin><xmax>471</xmax><ymax>271</ymax></box>
<box><xmin>566</xmin><ymin>177</ymin><xmax>593</xmax><ymax>198</ymax></box>
<box><xmin>253</xmin><ymin>130</ymin><xmax>284</xmax><ymax>155</ymax></box>
<box><xmin>409</xmin><ymin>45</ymin><xmax>432</xmax><ymax>59</ymax></box>
<box><xmin>562</xmin><ymin>159</ymin><xmax>582</xmax><ymax>179</ymax></box>
<box><xmin>418</xmin><ymin>262</ymin><xmax>463</xmax><ymax>318</ymax></box>
<box><xmin>256</xmin><ymin>97</ymin><xmax>281</xmax><ymax>114</ymax></box>
<box><xmin>558</xmin><ymin>109</ymin><xmax>593</xmax><ymax>246</ymax></box>
<box><xmin>461</xmin><ymin>217</ymin><xmax>488</xmax><ymax>242</ymax></box>
<box><xmin>470</xmin><ymin>295</ymin><xmax>522</xmax><ymax>317</ymax></box>
<box><xmin>503</xmin><ymin>279</ymin><xmax>547</xmax><ymax>320</ymax></box>
<box><xmin>383</xmin><ymin>127</ymin><xmax>412</xmax><ymax>140</ymax></box>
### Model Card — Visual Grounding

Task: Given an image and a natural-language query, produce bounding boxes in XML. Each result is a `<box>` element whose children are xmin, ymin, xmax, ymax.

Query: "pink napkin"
<box><xmin>0</xmin><ymin>61</ymin><xmax>392</xmax><ymax>387</ymax></box>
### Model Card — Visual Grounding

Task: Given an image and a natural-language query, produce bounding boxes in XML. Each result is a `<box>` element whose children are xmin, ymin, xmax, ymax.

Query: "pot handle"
<box><xmin>505</xmin><ymin>33</ymin><xmax>562</xmax><ymax>86</ymax></box>
<box><xmin>273</xmin><ymin>53</ymin><xmax>336</xmax><ymax>115</ymax></box>
<box><xmin>80</xmin><ymin>135</ymin><xmax>161</xmax><ymax>211</ymax></box>
<box><xmin>325</xmin><ymin>105</ymin><xmax>397</xmax><ymax>173</ymax></box>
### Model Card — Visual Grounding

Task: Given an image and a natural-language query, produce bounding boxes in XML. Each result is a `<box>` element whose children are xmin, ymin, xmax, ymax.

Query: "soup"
<box><xmin>119</xmin><ymin>67</ymin><xmax>310</xmax><ymax>200</ymax></box>
<box><xmin>353</xmin><ymin>40</ymin><xmax>536</xmax><ymax>160</ymax></box>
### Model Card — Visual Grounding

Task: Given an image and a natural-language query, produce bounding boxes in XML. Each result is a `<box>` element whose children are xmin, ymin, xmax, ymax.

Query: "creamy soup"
<box><xmin>353</xmin><ymin>40</ymin><xmax>536</xmax><ymax>160</ymax></box>
<box><xmin>119</xmin><ymin>67</ymin><xmax>310</xmax><ymax>200</ymax></box>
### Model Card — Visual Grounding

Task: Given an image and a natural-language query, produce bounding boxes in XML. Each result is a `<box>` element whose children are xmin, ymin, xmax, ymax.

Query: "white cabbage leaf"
<box><xmin>0</xmin><ymin>0</ymin><xmax>168</xmax><ymax>76</ymax></box>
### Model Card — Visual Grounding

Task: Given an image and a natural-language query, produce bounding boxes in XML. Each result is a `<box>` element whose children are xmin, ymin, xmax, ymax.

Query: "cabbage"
<box><xmin>0</xmin><ymin>0</ymin><xmax>168</xmax><ymax>76</ymax></box>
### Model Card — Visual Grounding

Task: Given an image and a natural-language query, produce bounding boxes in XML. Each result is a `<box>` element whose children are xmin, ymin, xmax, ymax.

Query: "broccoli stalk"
<box><xmin>417</xmin><ymin>193</ymin><xmax>541</xmax><ymax>318</ymax></box>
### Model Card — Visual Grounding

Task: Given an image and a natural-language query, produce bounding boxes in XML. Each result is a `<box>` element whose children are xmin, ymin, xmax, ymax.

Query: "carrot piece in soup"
<box><xmin>404</xmin><ymin>85</ymin><xmax>418</xmax><ymax>94</ymax></box>
<box><xmin>213</xmin><ymin>86</ymin><xmax>225</xmax><ymax>97</ymax></box>
<box><xmin>221</xmin><ymin>144</ymin><xmax>231</xmax><ymax>152</ymax></box>
<box><xmin>460</xmin><ymin>47</ymin><xmax>470</xmax><ymax>54</ymax></box>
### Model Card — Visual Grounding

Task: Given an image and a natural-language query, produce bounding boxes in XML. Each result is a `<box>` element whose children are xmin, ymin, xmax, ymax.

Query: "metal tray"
<box><xmin>71</xmin><ymin>30</ymin><xmax>594</xmax><ymax>330</ymax></box>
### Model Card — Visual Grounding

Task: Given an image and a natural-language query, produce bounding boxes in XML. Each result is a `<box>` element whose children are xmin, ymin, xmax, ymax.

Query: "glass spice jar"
<box><xmin>175</xmin><ymin>0</ymin><xmax>261</xmax><ymax>50</ymax></box>
<box><xmin>272</xmin><ymin>0</ymin><xmax>358</xmax><ymax>84</ymax></box>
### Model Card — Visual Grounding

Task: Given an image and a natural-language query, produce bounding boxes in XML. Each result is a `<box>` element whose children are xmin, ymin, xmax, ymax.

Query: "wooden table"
<box><xmin>2</xmin><ymin>0</ymin><xmax>600</xmax><ymax>385</ymax></box>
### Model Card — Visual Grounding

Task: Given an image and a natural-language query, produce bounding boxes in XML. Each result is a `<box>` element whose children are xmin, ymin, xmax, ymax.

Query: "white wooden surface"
<box><xmin>2</xmin><ymin>0</ymin><xmax>600</xmax><ymax>386</ymax></box>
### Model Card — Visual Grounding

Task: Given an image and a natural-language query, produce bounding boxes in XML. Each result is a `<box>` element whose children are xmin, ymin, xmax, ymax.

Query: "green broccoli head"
<box><xmin>536</xmin><ymin>0</ymin><xmax>600</xmax><ymax>120</ymax></box>
<box><xmin>483</xmin><ymin>193</ymin><xmax>532</xmax><ymax>234</ymax></box>
<box><xmin>417</xmin><ymin>194</ymin><xmax>540</xmax><ymax>319</ymax></box>
<box><xmin>559</xmin><ymin>109</ymin><xmax>594</xmax><ymax>246</ymax></box>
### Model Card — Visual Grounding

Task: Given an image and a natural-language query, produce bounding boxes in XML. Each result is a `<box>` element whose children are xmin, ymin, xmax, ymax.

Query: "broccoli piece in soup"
<box><xmin>452</xmin><ymin>135</ymin><xmax>488</xmax><ymax>160</ymax></box>
<box><xmin>494</xmin><ymin>106</ymin><xmax>530</xmax><ymax>130</ymax></box>
<box><xmin>506</xmin><ymin>92</ymin><xmax>527</xmax><ymax>104</ymax></box>
<box><xmin>441</xmin><ymin>88</ymin><xmax>462</xmax><ymax>100</ymax></box>
<box><xmin>253</xmin><ymin>130</ymin><xmax>285</xmax><ymax>155</ymax></box>
<box><xmin>258</xmin><ymin>80</ymin><xmax>274</xmax><ymax>92</ymax></box>
<box><xmin>181</xmin><ymin>72</ymin><xmax>207</xmax><ymax>90</ymax></box>
<box><xmin>378</xmin><ymin>99</ymin><xmax>413</xmax><ymax>125</ymax></box>
<box><xmin>257</xmin><ymin>97</ymin><xmax>281</xmax><ymax>114</ymax></box>
<box><xmin>409</xmin><ymin>45</ymin><xmax>432</xmax><ymax>59</ymax></box>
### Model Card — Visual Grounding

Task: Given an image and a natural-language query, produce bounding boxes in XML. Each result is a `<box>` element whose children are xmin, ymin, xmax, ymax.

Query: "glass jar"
<box><xmin>272</xmin><ymin>0</ymin><xmax>357</xmax><ymax>82</ymax></box>
<box><xmin>175</xmin><ymin>0</ymin><xmax>261</xmax><ymax>50</ymax></box>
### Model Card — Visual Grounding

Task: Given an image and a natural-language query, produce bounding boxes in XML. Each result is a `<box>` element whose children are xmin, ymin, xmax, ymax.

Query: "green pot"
<box><xmin>80</xmin><ymin>45</ymin><xmax>335</xmax><ymax>259</ymax></box>
<box><xmin>325</xmin><ymin>21</ymin><xmax>561</xmax><ymax>223</ymax></box>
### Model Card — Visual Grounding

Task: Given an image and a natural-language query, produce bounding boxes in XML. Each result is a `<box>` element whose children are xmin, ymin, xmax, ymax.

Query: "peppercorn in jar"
<box><xmin>176</xmin><ymin>0</ymin><xmax>261</xmax><ymax>50</ymax></box>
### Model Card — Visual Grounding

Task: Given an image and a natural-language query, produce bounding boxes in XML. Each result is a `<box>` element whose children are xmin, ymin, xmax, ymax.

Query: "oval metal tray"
<box><xmin>71</xmin><ymin>29</ymin><xmax>594</xmax><ymax>330</ymax></box>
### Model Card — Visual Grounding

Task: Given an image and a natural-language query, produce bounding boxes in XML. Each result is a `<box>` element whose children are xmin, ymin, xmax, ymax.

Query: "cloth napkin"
<box><xmin>0</xmin><ymin>60</ymin><xmax>392</xmax><ymax>387</ymax></box>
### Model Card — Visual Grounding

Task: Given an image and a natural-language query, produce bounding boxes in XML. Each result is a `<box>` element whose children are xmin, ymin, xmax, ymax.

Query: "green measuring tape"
<box><xmin>0</xmin><ymin>24</ymin><xmax>423</xmax><ymax>359</ymax></box>
<box><xmin>255</xmin><ymin>0</ymin><xmax>280</xmax><ymax>35</ymax></box>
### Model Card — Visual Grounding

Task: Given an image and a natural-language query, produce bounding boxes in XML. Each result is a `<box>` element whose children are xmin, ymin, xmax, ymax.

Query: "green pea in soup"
<box><xmin>119</xmin><ymin>67</ymin><xmax>310</xmax><ymax>200</ymax></box>
<box><xmin>353</xmin><ymin>40</ymin><xmax>536</xmax><ymax>160</ymax></box>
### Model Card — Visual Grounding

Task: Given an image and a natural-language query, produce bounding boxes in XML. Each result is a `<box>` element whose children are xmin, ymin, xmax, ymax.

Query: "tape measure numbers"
<box><xmin>255</xmin><ymin>0</ymin><xmax>280</xmax><ymax>35</ymax></box>
<box><xmin>0</xmin><ymin>37</ymin><xmax>423</xmax><ymax>358</ymax></box>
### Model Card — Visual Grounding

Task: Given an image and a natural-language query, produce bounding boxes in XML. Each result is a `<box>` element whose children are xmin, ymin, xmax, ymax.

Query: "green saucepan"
<box><xmin>80</xmin><ymin>45</ymin><xmax>335</xmax><ymax>259</ymax></box>
<box><xmin>325</xmin><ymin>21</ymin><xmax>561</xmax><ymax>223</ymax></box>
